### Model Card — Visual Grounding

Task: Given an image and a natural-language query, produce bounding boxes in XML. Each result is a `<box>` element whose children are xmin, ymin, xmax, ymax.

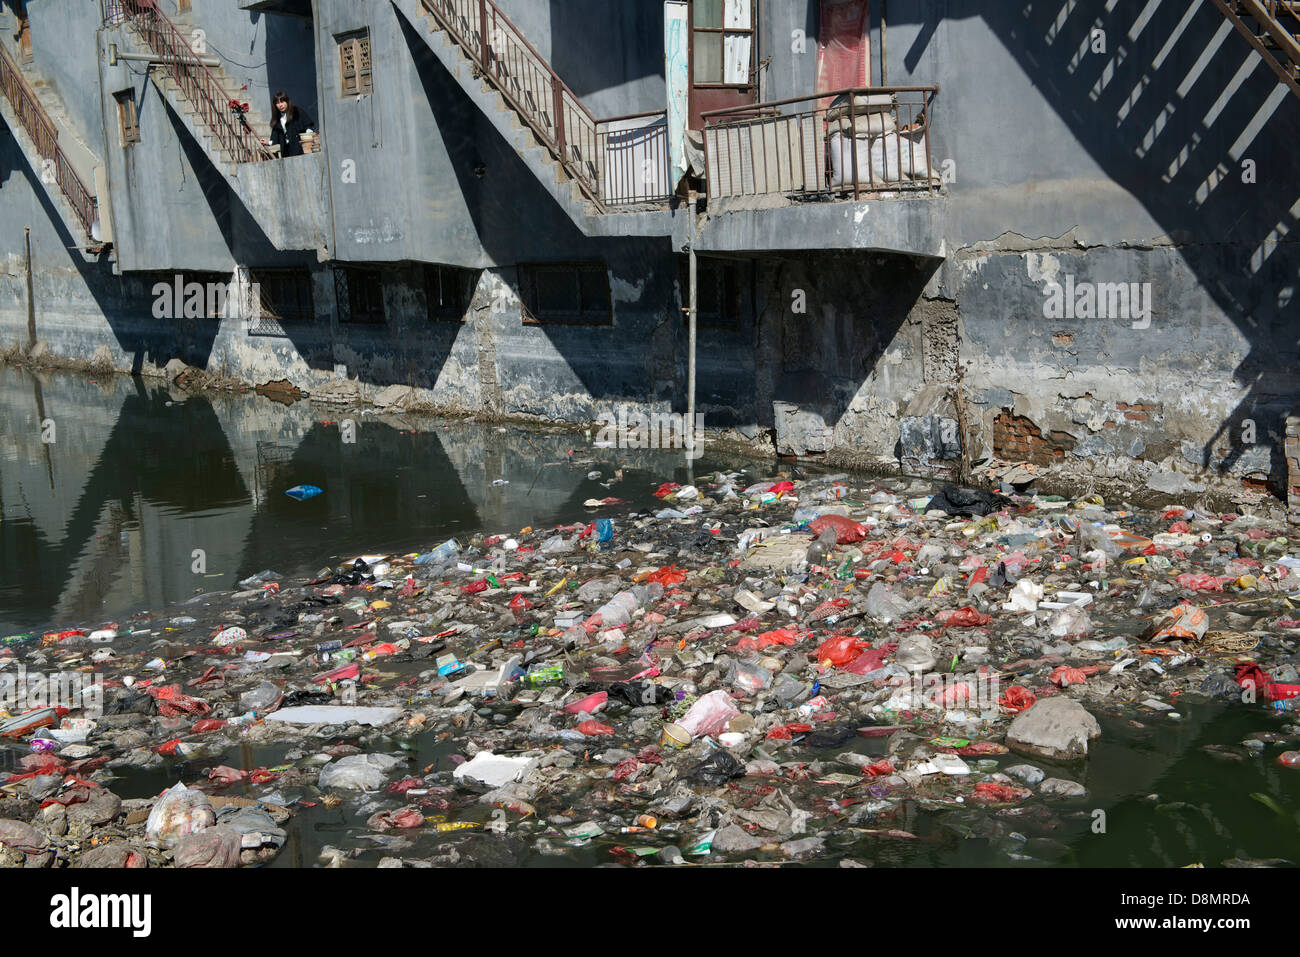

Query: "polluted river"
<box><xmin>2</xmin><ymin>366</ymin><xmax>1300</xmax><ymax>869</ymax></box>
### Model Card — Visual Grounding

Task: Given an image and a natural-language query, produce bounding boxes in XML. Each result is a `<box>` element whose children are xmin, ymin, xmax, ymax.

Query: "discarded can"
<box><xmin>524</xmin><ymin>665</ymin><xmax>564</xmax><ymax>687</ymax></box>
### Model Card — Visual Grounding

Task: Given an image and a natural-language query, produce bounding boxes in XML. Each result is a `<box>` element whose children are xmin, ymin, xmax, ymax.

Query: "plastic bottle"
<box><xmin>416</xmin><ymin>539</ymin><xmax>459</xmax><ymax>565</ymax></box>
<box><xmin>805</xmin><ymin>526</ymin><xmax>838</xmax><ymax>566</ymax></box>
<box><xmin>594</xmin><ymin>591</ymin><xmax>640</xmax><ymax>627</ymax></box>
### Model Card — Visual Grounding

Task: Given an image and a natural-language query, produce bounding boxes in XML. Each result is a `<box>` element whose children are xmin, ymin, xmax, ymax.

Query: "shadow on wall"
<box><xmin>0</xmin><ymin>115</ymin><xmax>173</xmax><ymax>365</ymax></box>
<box><xmin>398</xmin><ymin>6</ymin><xmax>681</xmax><ymax>409</ymax></box>
<box><xmin>762</xmin><ymin>250</ymin><xmax>940</xmax><ymax>451</ymax></box>
<box><xmin>905</xmin><ymin>0</ymin><xmax>1300</xmax><ymax>489</ymax></box>
<box><xmin>546</xmin><ymin>0</ymin><xmax>665</xmax><ymax>104</ymax></box>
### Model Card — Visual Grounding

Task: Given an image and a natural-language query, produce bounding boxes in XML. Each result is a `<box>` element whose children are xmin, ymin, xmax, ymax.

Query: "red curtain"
<box><xmin>816</xmin><ymin>0</ymin><xmax>871</xmax><ymax>107</ymax></box>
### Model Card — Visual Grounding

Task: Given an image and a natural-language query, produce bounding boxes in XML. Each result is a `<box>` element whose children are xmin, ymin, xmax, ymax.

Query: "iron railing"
<box><xmin>420</xmin><ymin>0</ymin><xmax>672</xmax><ymax>209</ymax></box>
<box><xmin>106</xmin><ymin>0</ymin><xmax>273</xmax><ymax>163</ymax></box>
<box><xmin>0</xmin><ymin>42</ymin><xmax>99</xmax><ymax>237</ymax></box>
<box><xmin>597</xmin><ymin>110</ymin><xmax>672</xmax><ymax>206</ymax></box>
<box><xmin>702</xmin><ymin>86</ymin><xmax>939</xmax><ymax>203</ymax></box>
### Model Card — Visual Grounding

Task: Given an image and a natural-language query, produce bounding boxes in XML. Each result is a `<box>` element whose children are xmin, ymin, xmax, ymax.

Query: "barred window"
<box><xmin>518</xmin><ymin>262</ymin><xmax>612</xmax><ymax>326</ymax></box>
<box><xmin>678</xmin><ymin>255</ymin><xmax>751</xmax><ymax>331</ymax></box>
<box><xmin>334</xmin><ymin>266</ymin><xmax>385</xmax><ymax>324</ymax></box>
<box><xmin>337</xmin><ymin>29</ymin><xmax>373</xmax><ymax>97</ymax></box>
<box><xmin>424</xmin><ymin>264</ymin><xmax>477</xmax><ymax>321</ymax></box>
<box><xmin>251</xmin><ymin>269</ymin><xmax>314</xmax><ymax>322</ymax></box>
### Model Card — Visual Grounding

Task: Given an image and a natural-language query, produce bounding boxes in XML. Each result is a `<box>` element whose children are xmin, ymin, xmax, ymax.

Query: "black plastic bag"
<box><xmin>926</xmin><ymin>485</ymin><xmax>1010</xmax><ymax>517</ymax></box>
<box><xmin>687</xmin><ymin>749</ymin><xmax>745</xmax><ymax>786</ymax></box>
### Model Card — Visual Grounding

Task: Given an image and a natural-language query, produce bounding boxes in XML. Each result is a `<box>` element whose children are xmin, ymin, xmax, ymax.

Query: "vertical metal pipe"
<box><xmin>24</xmin><ymin>227</ymin><xmax>35</xmax><ymax>349</ymax></box>
<box><xmin>848</xmin><ymin>95</ymin><xmax>860</xmax><ymax>199</ymax></box>
<box><xmin>687</xmin><ymin>190</ymin><xmax>698</xmax><ymax>460</ymax></box>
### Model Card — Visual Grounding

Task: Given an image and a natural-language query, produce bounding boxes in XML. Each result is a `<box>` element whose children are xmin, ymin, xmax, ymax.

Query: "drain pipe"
<box><xmin>24</xmin><ymin>227</ymin><xmax>35</xmax><ymax>350</ymax></box>
<box><xmin>686</xmin><ymin>190</ymin><xmax>698</xmax><ymax>469</ymax></box>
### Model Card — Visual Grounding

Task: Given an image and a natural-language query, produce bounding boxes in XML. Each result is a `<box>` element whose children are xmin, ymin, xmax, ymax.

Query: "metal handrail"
<box><xmin>109</xmin><ymin>0</ymin><xmax>273</xmax><ymax>163</ymax></box>
<box><xmin>0</xmin><ymin>42</ymin><xmax>98</xmax><ymax>237</ymax></box>
<box><xmin>420</xmin><ymin>0</ymin><xmax>616</xmax><ymax>206</ymax></box>
<box><xmin>701</xmin><ymin>85</ymin><xmax>941</xmax><ymax>202</ymax></box>
<box><xmin>703</xmin><ymin>85</ymin><xmax>940</xmax><ymax>119</ymax></box>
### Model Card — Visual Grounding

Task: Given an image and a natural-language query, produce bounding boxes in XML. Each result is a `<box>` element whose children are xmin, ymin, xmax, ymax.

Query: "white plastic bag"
<box><xmin>146</xmin><ymin>782</ymin><xmax>215</xmax><ymax>847</ymax></box>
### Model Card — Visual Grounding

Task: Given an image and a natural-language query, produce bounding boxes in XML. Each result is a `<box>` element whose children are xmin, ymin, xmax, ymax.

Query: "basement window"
<box><xmin>252</xmin><ymin>269</ymin><xmax>314</xmax><ymax>322</ymax></box>
<box><xmin>424</xmin><ymin>264</ymin><xmax>477</xmax><ymax>321</ymax></box>
<box><xmin>115</xmin><ymin>90</ymin><xmax>139</xmax><ymax>147</ymax></box>
<box><xmin>334</xmin><ymin>266</ymin><xmax>385</xmax><ymax>324</ymax></box>
<box><xmin>337</xmin><ymin>29</ymin><xmax>373</xmax><ymax>98</ymax></box>
<box><xmin>518</xmin><ymin>262</ymin><xmax>612</xmax><ymax>326</ymax></box>
<box><xmin>678</xmin><ymin>255</ymin><xmax>751</xmax><ymax>331</ymax></box>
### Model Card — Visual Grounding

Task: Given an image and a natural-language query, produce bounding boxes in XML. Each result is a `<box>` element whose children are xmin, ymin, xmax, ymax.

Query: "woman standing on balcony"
<box><xmin>264</xmin><ymin>92</ymin><xmax>315</xmax><ymax>158</ymax></box>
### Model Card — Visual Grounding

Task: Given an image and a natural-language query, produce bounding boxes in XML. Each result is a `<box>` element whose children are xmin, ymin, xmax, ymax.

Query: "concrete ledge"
<box><xmin>698</xmin><ymin>194</ymin><xmax>948</xmax><ymax>258</ymax></box>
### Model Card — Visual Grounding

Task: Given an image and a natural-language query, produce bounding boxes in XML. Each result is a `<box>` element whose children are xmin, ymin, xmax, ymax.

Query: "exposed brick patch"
<box><xmin>994</xmin><ymin>411</ymin><xmax>1077</xmax><ymax>467</ymax></box>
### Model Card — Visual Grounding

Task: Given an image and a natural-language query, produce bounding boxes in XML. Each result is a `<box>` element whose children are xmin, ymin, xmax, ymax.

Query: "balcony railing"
<box><xmin>0</xmin><ymin>42</ymin><xmax>99</xmax><ymax>238</ymax></box>
<box><xmin>105</xmin><ymin>0</ymin><xmax>274</xmax><ymax>163</ymax></box>
<box><xmin>420</xmin><ymin>0</ymin><xmax>671</xmax><ymax>209</ymax></box>
<box><xmin>702</xmin><ymin>86</ymin><xmax>940</xmax><ymax>203</ymax></box>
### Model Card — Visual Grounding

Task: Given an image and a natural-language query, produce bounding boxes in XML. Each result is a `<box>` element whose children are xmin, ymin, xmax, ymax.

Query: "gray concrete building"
<box><xmin>0</xmin><ymin>0</ymin><xmax>1296</xmax><ymax>506</ymax></box>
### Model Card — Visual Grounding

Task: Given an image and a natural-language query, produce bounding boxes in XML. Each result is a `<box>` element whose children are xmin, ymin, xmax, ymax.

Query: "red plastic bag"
<box><xmin>564</xmin><ymin>692</ymin><xmax>608</xmax><ymax>715</ymax></box>
<box><xmin>206</xmin><ymin>765</ymin><xmax>248</xmax><ymax>785</ymax></box>
<box><xmin>366</xmin><ymin>807</ymin><xmax>425</xmax><ymax>831</ymax></box>
<box><xmin>970</xmin><ymin>782</ymin><xmax>1031</xmax><ymax>804</ymax></box>
<box><xmin>1049</xmin><ymin>665</ymin><xmax>1091</xmax><ymax>687</ymax></box>
<box><xmin>653</xmin><ymin>482</ymin><xmax>681</xmax><ymax>499</ymax></box>
<box><xmin>841</xmin><ymin>643</ymin><xmax>896</xmax><ymax>675</ymax></box>
<box><xmin>462</xmin><ymin>579</ymin><xmax>489</xmax><ymax>595</ymax></box>
<box><xmin>808</xmin><ymin>514</ymin><xmax>869</xmax><ymax>544</ymax></box>
<box><xmin>815</xmin><ymin>635</ymin><xmax>868</xmax><ymax>667</ymax></box>
<box><xmin>766</xmin><ymin>722</ymin><xmax>813</xmax><ymax>740</ymax></box>
<box><xmin>999</xmin><ymin>686</ymin><xmax>1037</xmax><ymax>714</ymax></box>
<box><xmin>645</xmin><ymin>564</ymin><xmax>687</xmax><ymax>586</ymax></box>
<box><xmin>936</xmin><ymin>607</ymin><xmax>992</xmax><ymax>628</ymax></box>
<box><xmin>755</xmin><ymin>628</ymin><xmax>802</xmax><ymax>648</ymax></box>
<box><xmin>575</xmin><ymin>720</ymin><xmax>615</xmax><ymax>736</ymax></box>
<box><xmin>809</xmin><ymin>598</ymin><xmax>851</xmax><ymax>621</ymax></box>
<box><xmin>612</xmin><ymin>758</ymin><xmax>641</xmax><ymax>781</ymax></box>
<box><xmin>862</xmin><ymin>759</ymin><xmax>895</xmax><ymax>777</ymax></box>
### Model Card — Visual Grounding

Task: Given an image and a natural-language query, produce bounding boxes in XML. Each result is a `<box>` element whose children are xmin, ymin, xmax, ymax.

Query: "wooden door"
<box><xmin>688</xmin><ymin>0</ymin><xmax>758</xmax><ymax>129</ymax></box>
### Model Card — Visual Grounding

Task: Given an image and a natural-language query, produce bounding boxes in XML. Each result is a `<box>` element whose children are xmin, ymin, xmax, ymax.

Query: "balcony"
<box><xmin>696</xmin><ymin>86</ymin><xmax>946</xmax><ymax>257</ymax></box>
<box><xmin>703</xmin><ymin>86</ymin><xmax>940</xmax><ymax>205</ymax></box>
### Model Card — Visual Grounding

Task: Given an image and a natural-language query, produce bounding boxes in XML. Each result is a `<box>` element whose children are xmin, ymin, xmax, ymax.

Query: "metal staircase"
<box><xmin>0</xmin><ymin>41</ymin><xmax>101</xmax><ymax>248</ymax></box>
<box><xmin>1211</xmin><ymin>0</ymin><xmax>1300</xmax><ymax>98</ymax></box>
<box><xmin>412</xmin><ymin>0</ymin><xmax>673</xmax><ymax>214</ymax></box>
<box><xmin>105</xmin><ymin>0</ymin><xmax>274</xmax><ymax>166</ymax></box>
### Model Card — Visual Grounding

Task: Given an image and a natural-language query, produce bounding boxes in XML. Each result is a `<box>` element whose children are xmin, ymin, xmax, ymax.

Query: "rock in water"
<box><xmin>1005</xmin><ymin>697</ymin><xmax>1100</xmax><ymax>761</ymax></box>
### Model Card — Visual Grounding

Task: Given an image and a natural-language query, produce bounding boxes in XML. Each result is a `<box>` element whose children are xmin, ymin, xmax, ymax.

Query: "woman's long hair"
<box><xmin>270</xmin><ymin>91</ymin><xmax>297</xmax><ymax>135</ymax></box>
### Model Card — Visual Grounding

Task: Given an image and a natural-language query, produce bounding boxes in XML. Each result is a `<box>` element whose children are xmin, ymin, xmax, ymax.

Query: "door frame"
<box><xmin>687</xmin><ymin>0</ymin><xmax>759</xmax><ymax>129</ymax></box>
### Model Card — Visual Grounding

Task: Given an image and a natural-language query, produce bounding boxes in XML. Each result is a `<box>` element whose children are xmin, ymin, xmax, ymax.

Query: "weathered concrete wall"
<box><xmin>494</xmin><ymin>0</ymin><xmax>666</xmax><ymax>119</ymax></box>
<box><xmin>0</xmin><ymin>0</ymin><xmax>1296</xmax><ymax>508</ymax></box>
<box><xmin>24</xmin><ymin>0</ymin><xmax>108</xmax><ymax>160</ymax></box>
<box><xmin>177</xmin><ymin>0</ymin><xmax>319</xmax><ymax>134</ymax></box>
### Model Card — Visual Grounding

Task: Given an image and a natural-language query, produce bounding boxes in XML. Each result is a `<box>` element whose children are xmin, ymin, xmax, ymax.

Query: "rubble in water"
<box><xmin>3</xmin><ymin>467</ymin><xmax>1300</xmax><ymax>868</ymax></box>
